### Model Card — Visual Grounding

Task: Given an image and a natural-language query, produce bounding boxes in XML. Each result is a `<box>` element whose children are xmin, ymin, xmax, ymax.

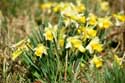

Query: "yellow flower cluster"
<box><xmin>12</xmin><ymin>1</ymin><xmax>125</xmax><ymax>70</ymax></box>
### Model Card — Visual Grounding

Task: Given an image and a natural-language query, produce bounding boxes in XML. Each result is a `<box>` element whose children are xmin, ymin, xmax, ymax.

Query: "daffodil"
<box><xmin>61</xmin><ymin>3</ymin><xmax>82</xmax><ymax>20</ymax></box>
<box><xmin>77</xmin><ymin>26</ymin><xmax>84</xmax><ymax>34</ymax></box>
<box><xmin>76</xmin><ymin>0</ymin><xmax>86</xmax><ymax>13</ymax></box>
<box><xmin>65</xmin><ymin>14</ymin><xmax>86</xmax><ymax>24</ymax></box>
<box><xmin>100</xmin><ymin>1</ymin><xmax>109</xmax><ymax>11</ymax></box>
<box><xmin>78</xmin><ymin>16</ymin><xmax>86</xmax><ymax>23</ymax></box>
<box><xmin>53</xmin><ymin>2</ymin><xmax>67</xmax><ymax>13</ymax></box>
<box><xmin>44</xmin><ymin>24</ymin><xmax>57</xmax><ymax>41</ymax></box>
<box><xmin>86</xmin><ymin>28</ymin><xmax>97</xmax><ymax>38</ymax></box>
<box><xmin>78</xmin><ymin>26</ymin><xmax>97</xmax><ymax>39</ymax></box>
<box><xmin>114</xmin><ymin>54</ymin><xmax>122</xmax><ymax>66</ymax></box>
<box><xmin>44</xmin><ymin>30</ymin><xmax>53</xmax><ymax>41</ymax></box>
<box><xmin>61</xmin><ymin>3</ymin><xmax>77</xmax><ymax>15</ymax></box>
<box><xmin>98</xmin><ymin>17</ymin><xmax>112</xmax><ymax>29</ymax></box>
<box><xmin>12</xmin><ymin>39</ymin><xmax>30</xmax><ymax>60</ymax></box>
<box><xmin>58</xmin><ymin>28</ymin><xmax>66</xmax><ymax>48</ymax></box>
<box><xmin>12</xmin><ymin>49</ymin><xmax>23</xmax><ymax>61</ymax></box>
<box><xmin>40</xmin><ymin>2</ymin><xmax>53</xmax><ymax>10</ymax></box>
<box><xmin>66</xmin><ymin>36</ymin><xmax>85</xmax><ymax>53</ymax></box>
<box><xmin>34</xmin><ymin>44</ymin><xmax>47</xmax><ymax>57</ymax></box>
<box><xmin>86</xmin><ymin>37</ymin><xmax>103</xmax><ymax>53</ymax></box>
<box><xmin>59</xmin><ymin>39</ymin><xmax>65</xmax><ymax>47</ymax></box>
<box><xmin>12</xmin><ymin>39</ymin><xmax>26</xmax><ymax>49</ymax></box>
<box><xmin>92</xmin><ymin>43</ymin><xmax>102</xmax><ymax>52</ymax></box>
<box><xmin>87</xmin><ymin>13</ymin><xmax>97</xmax><ymax>26</ymax></box>
<box><xmin>113</xmin><ymin>14</ymin><xmax>125</xmax><ymax>22</ymax></box>
<box><xmin>91</xmin><ymin>55</ymin><xmax>103</xmax><ymax>68</ymax></box>
<box><xmin>64</xmin><ymin>17</ymin><xmax>71</xmax><ymax>27</ymax></box>
<box><xmin>53</xmin><ymin>4</ymin><xmax>61</xmax><ymax>13</ymax></box>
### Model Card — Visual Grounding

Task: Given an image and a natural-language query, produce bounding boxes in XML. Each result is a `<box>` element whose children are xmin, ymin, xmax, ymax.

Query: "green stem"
<box><xmin>72</xmin><ymin>62</ymin><xmax>80</xmax><ymax>83</ymax></box>
<box><xmin>64</xmin><ymin>51</ymin><xmax>68</xmax><ymax>82</ymax></box>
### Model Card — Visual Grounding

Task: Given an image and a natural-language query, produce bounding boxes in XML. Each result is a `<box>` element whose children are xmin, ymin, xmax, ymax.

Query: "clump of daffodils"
<box><xmin>12</xmin><ymin>1</ymin><xmax>124</xmax><ymax>61</ymax></box>
<box><xmin>11</xmin><ymin>2</ymin><xmax>125</xmax><ymax>81</ymax></box>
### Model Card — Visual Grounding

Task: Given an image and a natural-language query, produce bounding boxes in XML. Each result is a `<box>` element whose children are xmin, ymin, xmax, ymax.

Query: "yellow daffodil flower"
<box><xmin>91</xmin><ymin>43</ymin><xmax>103</xmax><ymax>52</ymax></box>
<box><xmin>113</xmin><ymin>14</ymin><xmax>125</xmax><ymax>22</ymax></box>
<box><xmin>65</xmin><ymin>14</ymin><xmax>86</xmax><ymax>24</ymax></box>
<box><xmin>53</xmin><ymin>2</ymin><xmax>67</xmax><ymax>13</ymax></box>
<box><xmin>76</xmin><ymin>4</ymin><xmax>86</xmax><ymax>13</ymax></box>
<box><xmin>78</xmin><ymin>26</ymin><xmax>97</xmax><ymax>39</ymax></box>
<box><xmin>77</xmin><ymin>26</ymin><xmax>84</xmax><ymax>34</ymax></box>
<box><xmin>64</xmin><ymin>17</ymin><xmax>71</xmax><ymax>27</ymax></box>
<box><xmin>12</xmin><ymin>49</ymin><xmax>23</xmax><ymax>61</ymax></box>
<box><xmin>78</xmin><ymin>16</ymin><xmax>86</xmax><ymax>23</ymax></box>
<box><xmin>66</xmin><ymin>37</ymin><xmax>85</xmax><ymax>53</ymax></box>
<box><xmin>44</xmin><ymin>30</ymin><xmax>53</xmax><ymax>41</ymax></box>
<box><xmin>12</xmin><ymin>39</ymin><xmax>30</xmax><ymax>60</ymax></box>
<box><xmin>44</xmin><ymin>24</ymin><xmax>57</xmax><ymax>41</ymax></box>
<box><xmin>59</xmin><ymin>39</ymin><xmax>65</xmax><ymax>47</ymax></box>
<box><xmin>91</xmin><ymin>55</ymin><xmax>103</xmax><ymax>68</ymax></box>
<box><xmin>11</xmin><ymin>39</ymin><xmax>26</xmax><ymax>49</ymax></box>
<box><xmin>70</xmin><ymin>38</ymin><xmax>81</xmax><ymax>48</ymax></box>
<box><xmin>87</xmin><ymin>13</ymin><xmax>97</xmax><ymax>25</ymax></box>
<box><xmin>86</xmin><ymin>28</ymin><xmax>97</xmax><ymax>38</ymax></box>
<box><xmin>76</xmin><ymin>0</ymin><xmax>86</xmax><ymax>13</ymax></box>
<box><xmin>86</xmin><ymin>37</ymin><xmax>103</xmax><ymax>53</ymax></box>
<box><xmin>114</xmin><ymin>54</ymin><xmax>122</xmax><ymax>66</ymax></box>
<box><xmin>58</xmin><ymin>27</ymin><xmax>67</xmax><ymax>48</ymax></box>
<box><xmin>98</xmin><ymin>17</ymin><xmax>112</xmax><ymax>29</ymax></box>
<box><xmin>34</xmin><ymin>44</ymin><xmax>47</xmax><ymax>57</ymax></box>
<box><xmin>53</xmin><ymin>4</ymin><xmax>61</xmax><ymax>13</ymax></box>
<box><xmin>100</xmin><ymin>1</ymin><xmax>109</xmax><ymax>11</ymax></box>
<box><xmin>40</xmin><ymin>2</ymin><xmax>52</xmax><ymax>10</ymax></box>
